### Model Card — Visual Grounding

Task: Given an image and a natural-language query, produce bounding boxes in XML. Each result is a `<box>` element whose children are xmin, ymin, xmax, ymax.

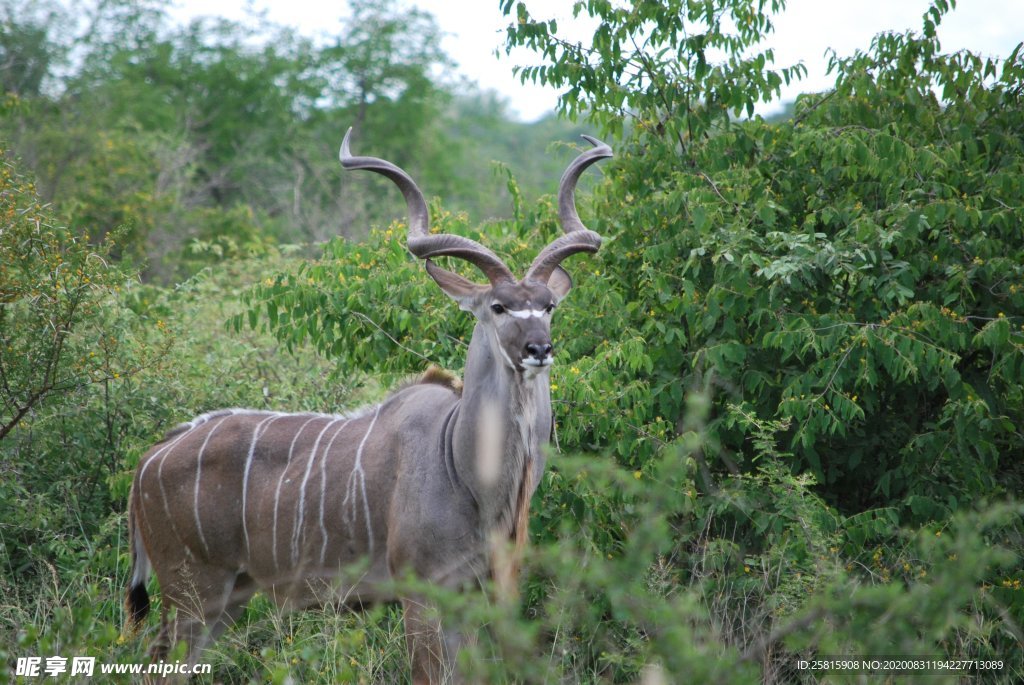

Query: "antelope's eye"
<box><xmin>545</xmin><ymin>303</ymin><xmax>556</xmax><ymax>314</ymax></box>
<box><xmin>490</xmin><ymin>303</ymin><xmax>505</xmax><ymax>314</ymax></box>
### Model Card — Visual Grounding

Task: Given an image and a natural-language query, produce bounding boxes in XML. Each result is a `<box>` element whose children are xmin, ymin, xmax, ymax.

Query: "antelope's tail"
<box><xmin>124</xmin><ymin>484</ymin><xmax>151</xmax><ymax>631</ymax></box>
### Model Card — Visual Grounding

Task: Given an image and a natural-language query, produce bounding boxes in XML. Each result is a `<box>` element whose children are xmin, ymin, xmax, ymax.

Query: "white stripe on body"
<box><xmin>317</xmin><ymin>420</ymin><xmax>353</xmax><ymax>564</ymax></box>
<box><xmin>193</xmin><ymin>415</ymin><xmax>232</xmax><ymax>557</ymax></box>
<box><xmin>291</xmin><ymin>417</ymin><xmax>344</xmax><ymax>566</ymax></box>
<box><xmin>343</xmin><ymin>405</ymin><xmax>381</xmax><ymax>553</ymax></box>
<box><xmin>241</xmin><ymin>413</ymin><xmax>286</xmax><ymax>557</ymax></box>
<box><xmin>272</xmin><ymin>415</ymin><xmax>322</xmax><ymax>572</ymax></box>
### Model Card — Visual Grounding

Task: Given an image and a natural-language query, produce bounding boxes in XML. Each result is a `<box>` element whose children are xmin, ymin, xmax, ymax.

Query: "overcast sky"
<box><xmin>169</xmin><ymin>0</ymin><xmax>1024</xmax><ymax>121</ymax></box>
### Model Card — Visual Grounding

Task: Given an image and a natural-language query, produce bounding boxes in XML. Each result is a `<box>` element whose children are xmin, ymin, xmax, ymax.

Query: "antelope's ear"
<box><xmin>425</xmin><ymin>259</ymin><xmax>489</xmax><ymax>311</ymax></box>
<box><xmin>547</xmin><ymin>265</ymin><xmax>573</xmax><ymax>302</ymax></box>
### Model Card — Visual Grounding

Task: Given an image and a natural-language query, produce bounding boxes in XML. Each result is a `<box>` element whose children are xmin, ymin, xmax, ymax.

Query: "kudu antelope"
<box><xmin>125</xmin><ymin>129</ymin><xmax>611</xmax><ymax>682</ymax></box>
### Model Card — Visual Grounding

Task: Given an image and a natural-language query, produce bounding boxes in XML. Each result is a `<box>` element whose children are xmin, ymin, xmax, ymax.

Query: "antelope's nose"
<box><xmin>525</xmin><ymin>342</ymin><xmax>553</xmax><ymax>360</ymax></box>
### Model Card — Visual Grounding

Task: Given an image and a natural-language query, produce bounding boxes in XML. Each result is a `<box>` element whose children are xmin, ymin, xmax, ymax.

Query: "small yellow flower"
<box><xmin>633</xmin><ymin>470</ymin><xmax>642</xmax><ymax>480</ymax></box>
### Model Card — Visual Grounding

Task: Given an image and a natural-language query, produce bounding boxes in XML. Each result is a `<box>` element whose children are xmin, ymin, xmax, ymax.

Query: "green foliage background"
<box><xmin>2</xmin><ymin>0</ymin><xmax>1023</xmax><ymax>682</ymax></box>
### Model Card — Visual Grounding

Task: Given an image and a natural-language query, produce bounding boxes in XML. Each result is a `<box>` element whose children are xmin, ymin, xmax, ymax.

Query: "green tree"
<box><xmin>0</xmin><ymin>1</ymin><xmax>61</xmax><ymax>97</ymax></box>
<box><xmin>502</xmin><ymin>0</ymin><xmax>805</xmax><ymax>146</ymax></box>
<box><xmin>0</xmin><ymin>0</ymin><xmax>461</xmax><ymax>275</ymax></box>
<box><xmin>0</xmin><ymin>152</ymin><xmax>139</xmax><ymax>440</ymax></box>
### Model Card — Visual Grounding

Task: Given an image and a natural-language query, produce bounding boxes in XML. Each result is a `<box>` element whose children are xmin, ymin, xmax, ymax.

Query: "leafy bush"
<box><xmin>503</xmin><ymin>0</ymin><xmax>1024</xmax><ymax>522</ymax></box>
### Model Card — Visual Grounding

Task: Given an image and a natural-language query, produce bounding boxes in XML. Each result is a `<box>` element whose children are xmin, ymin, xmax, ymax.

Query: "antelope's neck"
<box><xmin>451</xmin><ymin>324</ymin><xmax>551</xmax><ymax>535</ymax></box>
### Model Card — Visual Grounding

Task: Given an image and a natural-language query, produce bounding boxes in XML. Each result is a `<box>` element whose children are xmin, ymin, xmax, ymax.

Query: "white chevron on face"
<box><xmin>505</xmin><ymin>308</ymin><xmax>549</xmax><ymax>319</ymax></box>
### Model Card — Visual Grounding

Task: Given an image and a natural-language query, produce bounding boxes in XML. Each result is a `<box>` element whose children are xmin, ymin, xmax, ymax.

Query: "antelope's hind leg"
<box><xmin>151</xmin><ymin>564</ymin><xmax>255</xmax><ymax>667</ymax></box>
<box><xmin>207</xmin><ymin>572</ymin><xmax>258</xmax><ymax>646</ymax></box>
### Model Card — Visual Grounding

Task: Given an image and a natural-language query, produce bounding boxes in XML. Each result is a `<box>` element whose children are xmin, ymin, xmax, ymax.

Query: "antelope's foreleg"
<box><xmin>402</xmin><ymin>596</ymin><xmax>464</xmax><ymax>685</ymax></box>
